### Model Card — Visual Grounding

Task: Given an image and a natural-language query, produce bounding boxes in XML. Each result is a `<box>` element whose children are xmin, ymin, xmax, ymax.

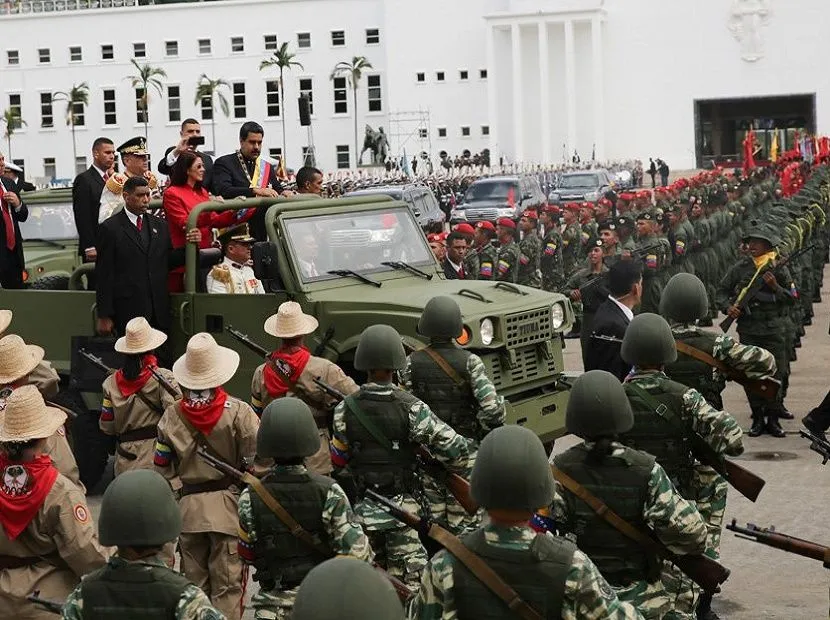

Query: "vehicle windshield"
<box><xmin>559</xmin><ymin>174</ymin><xmax>600</xmax><ymax>189</ymax></box>
<box><xmin>18</xmin><ymin>201</ymin><xmax>78</xmax><ymax>240</ymax></box>
<box><xmin>283</xmin><ymin>206</ymin><xmax>434</xmax><ymax>283</ymax></box>
<box><xmin>463</xmin><ymin>180</ymin><xmax>519</xmax><ymax>202</ymax></box>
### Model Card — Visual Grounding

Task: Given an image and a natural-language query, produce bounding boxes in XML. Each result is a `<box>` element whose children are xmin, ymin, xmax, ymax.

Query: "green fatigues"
<box><xmin>518</xmin><ymin>231</ymin><xmax>542</xmax><ymax>287</ymax></box>
<box><xmin>562</xmin><ymin>223</ymin><xmax>581</xmax><ymax>276</ymax></box>
<box><xmin>465</xmin><ymin>242</ymin><xmax>498</xmax><ymax>281</ymax></box>
<box><xmin>635</xmin><ymin>234</ymin><xmax>666</xmax><ymax>314</ymax></box>
<box><xmin>541</xmin><ymin>228</ymin><xmax>566</xmax><ymax>292</ymax></box>
<box><xmin>579</xmin><ymin>221</ymin><xmax>598</xmax><ymax>261</ymax></box>
<box><xmin>496</xmin><ymin>240</ymin><xmax>520</xmax><ymax>283</ymax></box>
<box><xmin>563</xmin><ymin>266</ymin><xmax>609</xmax><ymax>369</ymax></box>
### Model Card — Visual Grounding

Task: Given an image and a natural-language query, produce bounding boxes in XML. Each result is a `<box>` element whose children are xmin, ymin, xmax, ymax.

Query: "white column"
<box><xmin>486</xmin><ymin>25</ymin><xmax>499</xmax><ymax>166</ymax></box>
<box><xmin>591</xmin><ymin>17</ymin><xmax>605</xmax><ymax>162</ymax></box>
<box><xmin>564</xmin><ymin>19</ymin><xmax>577</xmax><ymax>158</ymax></box>
<box><xmin>538</xmin><ymin>21</ymin><xmax>552</xmax><ymax>164</ymax></box>
<box><xmin>511</xmin><ymin>23</ymin><xmax>524</xmax><ymax>163</ymax></box>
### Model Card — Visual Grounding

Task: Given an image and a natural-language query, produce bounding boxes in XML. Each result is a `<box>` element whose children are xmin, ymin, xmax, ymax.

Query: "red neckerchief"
<box><xmin>263</xmin><ymin>346</ymin><xmax>311</xmax><ymax>398</ymax></box>
<box><xmin>114</xmin><ymin>354</ymin><xmax>159</xmax><ymax>398</ymax></box>
<box><xmin>0</xmin><ymin>454</ymin><xmax>59</xmax><ymax>540</ymax></box>
<box><xmin>179</xmin><ymin>387</ymin><xmax>228</xmax><ymax>435</ymax></box>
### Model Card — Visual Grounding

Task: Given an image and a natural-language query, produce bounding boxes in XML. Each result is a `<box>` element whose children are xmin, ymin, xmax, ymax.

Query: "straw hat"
<box><xmin>172</xmin><ymin>333</ymin><xmax>240</xmax><ymax>390</ymax></box>
<box><xmin>0</xmin><ymin>335</ymin><xmax>45</xmax><ymax>385</ymax></box>
<box><xmin>0</xmin><ymin>310</ymin><xmax>11</xmax><ymax>335</ymax></box>
<box><xmin>0</xmin><ymin>385</ymin><xmax>66</xmax><ymax>442</ymax></box>
<box><xmin>264</xmin><ymin>302</ymin><xmax>319</xmax><ymax>339</ymax></box>
<box><xmin>115</xmin><ymin>317</ymin><xmax>168</xmax><ymax>354</ymax></box>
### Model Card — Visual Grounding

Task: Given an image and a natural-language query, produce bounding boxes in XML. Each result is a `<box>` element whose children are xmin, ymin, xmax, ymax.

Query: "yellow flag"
<box><xmin>770</xmin><ymin>130</ymin><xmax>779</xmax><ymax>162</ymax></box>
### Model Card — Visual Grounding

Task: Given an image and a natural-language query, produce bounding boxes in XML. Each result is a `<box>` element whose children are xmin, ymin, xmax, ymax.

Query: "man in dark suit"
<box><xmin>584</xmin><ymin>260</ymin><xmax>642</xmax><ymax>380</ymax></box>
<box><xmin>0</xmin><ymin>152</ymin><xmax>28</xmax><ymax>289</ymax></box>
<box><xmin>441</xmin><ymin>231</ymin><xmax>468</xmax><ymax>280</ymax></box>
<box><xmin>213</xmin><ymin>121</ymin><xmax>290</xmax><ymax>240</ymax></box>
<box><xmin>157</xmin><ymin>118</ymin><xmax>215</xmax><ymax>192</ymax></box>
<box><xmin>1</xmin><ymin>161</ymin><xmax>36</xmax><ymax>193</ymax></box>
<box><xmin>72</xmin><ymin>137</ymin><xmax>115</xmax><ymax>268</ymax></box>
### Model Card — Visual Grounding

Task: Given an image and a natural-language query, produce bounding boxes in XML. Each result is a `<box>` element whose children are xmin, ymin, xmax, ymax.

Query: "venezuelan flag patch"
<box><xmin>153</xmin><ymin>441</ymin><xmax>173</xmax><ymax>467</ymax></box>
<box><xmin>479</xmin><ymin>262</ymin><xmax>493</xmax><ymax>277</ymax></box>
<box><xmin>497</xmin><ymin>259</ymin><xmax>511</xmax><ymax>274</ymax></box>
<box><xmin>100</xmin><ymin>398</ymin><xmax>114</xmax><ymax>422</ymax></box>
<box><xmin>544</xmin><ymin>242</ymin><xmax>557</xmax><ymax>256</ymax></box>
<box><xmin>646</xmin><ymin>254</ymin><xmax>658</xmax><ymax>269</ymax></box>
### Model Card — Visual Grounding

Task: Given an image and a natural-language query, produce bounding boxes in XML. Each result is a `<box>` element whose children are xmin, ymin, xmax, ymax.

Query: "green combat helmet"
<box><xmin>98</xmin><ymin>470</ymin><xmax>182</xmax><ymax>547</ymax></box>
<box><xmin>257</xmin><ymin>397</ymin><xmax>320</xmax><ymax>459</ymax></box>
<box><xmin>742</xmin><ymin>220</ymin><xmax>780</xmax><ymax>247</ymax></box>
<box><xmin>470</xmin><ymin>425</ymin><xmax>554</xmax><ymax>512</ymax></box>
<box><xmin>292</xmin><ymin>557</ymin><xmax>405</xmax><ymax>620</ymax></box>
<box><xmin>659</xmin><ymin>273</ymin><xmax>708</xmax><ymax>323</ymax></box>
<box><xmin>418</xmin><ymin>295</ymin><xmax>463</xmax><ymax>339</ymax></box>
<box><xmin>354</xmin><ymin>324</ymin><xmax>407</xmax><ymax>371</ymax></box>
<box><xmin>621</xmin><ymin>313</ymin><xmax>677</xmax><ymax>367</ymax></box>
<box><xmin>566</xmin><ymin>370</ymin><xmax>633</xmax><ymax>438</ymax></box>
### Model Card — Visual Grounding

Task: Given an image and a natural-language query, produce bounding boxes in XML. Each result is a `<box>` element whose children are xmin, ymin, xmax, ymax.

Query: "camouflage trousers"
<box><xmin>661</xmin><ymin>564</ymin><xmax>698</xmax><ymax>620</ymax></box>
<box><xmin>613</xmin><ymin>577</ymin><xmax>671</xmax><ymax>619</ymax></box>
<box><xmin>249</xmin><ymin>587</ymin><xmax>298</xmax><ymax>620</ymax></box>
<box><xmin>422</xmin><ymin>454</ymin><xmax>481</xmax><ymax>536</ymax></box>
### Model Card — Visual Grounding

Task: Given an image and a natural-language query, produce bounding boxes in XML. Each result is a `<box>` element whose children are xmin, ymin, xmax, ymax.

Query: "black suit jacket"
<box><xmin>213</xmin><ymin>153</ymin><xmax>284</xmax><ymax>240</ymax></box>
<box><xmin>72</xmin><ymin>166</ymin><xmax>106</xmax><ymax>256</ymax></box>
<box><xmin>442</xmin><ymin>259</ymin><xmax>462</xmax><ymax>280</ymax></box>
<box><xmin>584</xmin><ymin>298</ymin><xmax>632</xmax><ymax>381</ymax></box>
<box><xmin>0</xmin><ymin>177</ymin><xmax>28</xmax><ymax>271</ymax></box>
<box><xmin>95</xmin><ymin>209</ymin><xmax>172</xmax><ymax>332</ymax></box>
<box><xmin>157</xmin><ymin>147</ymin><xmax>215</xmax><ymax>194</ymax></box>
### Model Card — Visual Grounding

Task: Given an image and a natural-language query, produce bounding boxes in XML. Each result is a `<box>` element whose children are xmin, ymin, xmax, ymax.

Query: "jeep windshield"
<box><xmin>19</xmin><ymin>201</ymin><xmax>78</xmax><ymax>240</ymax></box>
<box><xmin>283</xmin><ymin>206</ymin><xmax>434</xmax><ymax>283</ymax></box>
<box><xmin>559</xmin><ymin>174</ymin><xmax>601</xmax><ymax>189</ymax></box>
<box><xmin>463</xmin><ymin>180</ymin><xmax>519</xmax><ymax>203</ymax></box>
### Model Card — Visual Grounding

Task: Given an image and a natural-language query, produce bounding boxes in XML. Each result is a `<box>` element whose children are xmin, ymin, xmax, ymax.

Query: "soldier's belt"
<box><xmin>180</xmin><ymin>476</ymin><xmax>234</xmax><ymax>497</ymax></box>
<box><xmin>116</xmin><ymin>425</ymin><xmax>158</xmax><ymax>443</ymax></box>
<box><xmin>0</xmin><ymin>552</ymin><xmax>63</xmax><ymax>570</ymax></box>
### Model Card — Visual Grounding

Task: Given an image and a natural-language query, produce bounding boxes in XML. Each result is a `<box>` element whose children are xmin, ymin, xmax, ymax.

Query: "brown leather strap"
<box><xmin>173</xmin><ymin>404</ymin><xmax>234</xmax><ymax>467</ymax></box>
<box><xmin>674</xmin><ymin>341</ymin><xmax>732</xmax><ymax>375</ymax></box>
<box><xmin>0</xmin><ymin>552</ymin><xmax>63</xmax><ymax>570</ymax></box>
<box><xmin>428</xmin><ymin>524</ymin><xmax>542</xmax><ymax>620</ymax></box>
<box><xmin>134</xmin><ymin>389</ymin><xmax>165</xmax><ymax>415</ymax></box>
<box><xmin>181</xmin><ymin>477</ymin><xmax>234</xmax><ymax>497</ymax></box>
<box><xmin>423</xmin><ymin>347</ymin><xmax>465</xmax><ymax>386</ymax></box>
<box><xmin>117</xmin><ymin>425</ymin><xmax>158</xmax><ymax>444</ymax></box>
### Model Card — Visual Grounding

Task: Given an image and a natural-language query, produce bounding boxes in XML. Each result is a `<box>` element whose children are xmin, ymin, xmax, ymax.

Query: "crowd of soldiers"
<box><xmin>1</xmin><ymin>158</ymin><xmax>830</xmax><ymax>620</ymax></box>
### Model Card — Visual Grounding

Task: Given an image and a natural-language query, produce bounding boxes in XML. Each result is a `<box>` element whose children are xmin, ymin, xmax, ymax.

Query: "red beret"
<box><xmin>521</xmin><ymin>209</ymin><xmax>538</xmax><ymax>220</ymax></box>
<box><xmin>496</xmin><ymin>217</ymin><xmax>516</xmax><ymax>229</ymax></box>
<box><xmin>542</xmin><ymin>204</ymin><xmax>561</xmax><ymax>214</ymax></box>
<box><xmin>619</xmin><ymin>193</ymin><xmax>634</xmax><ymax>201</ymax></box>
<box><xmin>452</xmin><ymin>223</ymin><xmax>475</xmax><ymax>236</ymax></box>
<box><xmin>564</xmin><ymin>202</ymin><xmax>582</xmax><ymax>212</ymax></box>
<box><xmin>476</xmin><ymin>220</ymin><xmax>496</xmax><ymax>231</ymax></box>
<box><xmin>427</xmin><ymin>233</ymin><xmax>444</xmax><ymax>244</ymax></box>
<box><xmin>581</xmin><ymin>202</ymin><xmax>594</xmax><ymax>209</ymax></box>
<box><xmin>598</xmin><ymin>198</ymin><xmax>612</xmax><ymax>208</ymax></box>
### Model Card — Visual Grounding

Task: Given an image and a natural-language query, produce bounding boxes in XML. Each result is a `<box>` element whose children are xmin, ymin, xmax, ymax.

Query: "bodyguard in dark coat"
<box><xmin>157</xmin><ymin>118</ymin><xmax>214</xmax><ymax>192</ymax></box>
<box><xmin>72</xmin><ymin>137</ymin><xmax>115</xmax><ymax>265</ymax></box>
<box><xmin>0</xmin><ymin>167</ymin><xmax>27</xmax><ymax>289</ymax></box>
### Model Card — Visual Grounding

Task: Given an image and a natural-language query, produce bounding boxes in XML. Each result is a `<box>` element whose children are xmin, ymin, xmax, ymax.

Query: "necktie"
<box><xmin>1</xmin><ymin>186</ymin><xmax>15</xmax><ymax>251</ymax></box>
<box><xmin>136</xmin><ymin>216</ymin><xmax>143</xmax><ymax>232</ymax></box>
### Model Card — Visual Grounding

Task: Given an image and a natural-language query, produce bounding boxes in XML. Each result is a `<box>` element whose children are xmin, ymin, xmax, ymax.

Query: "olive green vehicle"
<box><xmin>4</xmin><ymin>195</ymin><xmax>574</xmax><ymax>488</ymax></box>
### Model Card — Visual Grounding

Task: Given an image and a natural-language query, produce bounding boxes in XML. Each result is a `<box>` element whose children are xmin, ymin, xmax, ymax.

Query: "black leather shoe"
<box><xmin>803</xmin><ymin>416</ymin><xmax>828</xmax><ymax>441</ymax></box>
<box><xmin>766</xmin><ymin>417</ymin><xmax>786</xmax><ymax>438</ymax></box>
<box><xmin>778</xmin><ymin>407</ymin><xmax>795</xmax><ymax>420</ymax></box>
<box><xmin>749</xmin><ymin>418</ymin><xmax>765</xmax><ymax>437</ymax></box>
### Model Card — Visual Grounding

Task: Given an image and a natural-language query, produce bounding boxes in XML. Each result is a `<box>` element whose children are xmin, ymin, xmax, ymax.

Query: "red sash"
<box><xmin>179</xmin><ymin>388</ymin><xmax>228</xmax><ymax>435</ymax></box>
<box><xmin>0</xmin><ymin>455</ymin><xmax>59</xmax><ymax>540</ymax></box>
<box><xmin>114</xmin><ymin>354</ymin><xmax>159</xmax><ymax>398</ymax></box>
<box><xmin>263</xmin><ymin>347</ymin><xmax>311</xmax><ymax>398</ymax></box>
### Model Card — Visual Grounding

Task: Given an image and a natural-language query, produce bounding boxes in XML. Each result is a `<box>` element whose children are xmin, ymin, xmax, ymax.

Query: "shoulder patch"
<box><xmin>56</xmin><ymin>427</ymin><xmax>65</xmax><ymax>437</ymax></box>
<box><xmin>73</xmin><ymin>503</ymin><xmax>90</xmax><ymax>524</ymax></box>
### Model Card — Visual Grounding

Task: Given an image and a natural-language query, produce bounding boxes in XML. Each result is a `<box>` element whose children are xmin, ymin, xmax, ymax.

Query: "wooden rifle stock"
<box><xmin>79</xmin><ymin>348</ymin><xmax>115</xmax><ymax>374</ymax></box>
<box><xmin>726</xmin><ymin>520</ymin><xmax>830</xmax><ymax>568</ymax></box>
<box><xmin>686</xmin><ymin>433</ymin><xmax>765</xmax><ymax>502</ymax></box>
<box><xmin>149</xmin><ymin>367</ymin><xmax>180</xmax><ymax>399</ymax></box>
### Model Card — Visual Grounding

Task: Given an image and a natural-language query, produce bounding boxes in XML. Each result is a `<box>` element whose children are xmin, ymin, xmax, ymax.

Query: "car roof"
<box><xmin>470</xmin><ymin>176</ymin><xmax>520</xmax><ymax>184</ymax></box>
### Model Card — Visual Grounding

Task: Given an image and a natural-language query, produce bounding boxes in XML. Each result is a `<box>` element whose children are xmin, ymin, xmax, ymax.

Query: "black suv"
<box><xmin>450</xmin><ymin>175</ymin><xmax>546</xmax><ymax>224</ymax></box>
<box><xmin>548</xmin><ymin>170</ymin><xmax>613</xmax><ymax>205</ymax></box>
<box><xmin>343</xmin><ymin>184</ymin><xmax>446</xmax><ymax>233</ymax></box>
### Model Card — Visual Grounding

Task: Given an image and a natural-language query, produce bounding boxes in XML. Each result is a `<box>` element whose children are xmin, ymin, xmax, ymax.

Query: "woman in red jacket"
<box><xmin>163</xmin><ymin>151</ymin><xmax>242</xmax><ymax>292</ymax></box>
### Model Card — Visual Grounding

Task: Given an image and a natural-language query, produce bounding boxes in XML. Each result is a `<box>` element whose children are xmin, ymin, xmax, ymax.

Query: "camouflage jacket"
<box><xmin>715</xmin><ymin>256</ymin><xmax>796</xmax><ymax>328</ymax></box>
<box><xmin>564</xmin><ymin>266</ymin><xmax>609</xmax><ymax>314</ymax></box>
<box><xmin>62</xmin><ymin>555</ymin><xmax>225</xmax><ymax>620</ymax></box>
<box><xmin>562</xmin><ymin>223</ymin><xmax>581</xmax><ymax>272</ymax></box>
<box><xmin>518</xmin><ymin>231</ymin><xmax>542</xmax><ymax>287</ymax></box>
<box><xmin>540</xmin><ymin>227</ymin><xmax>566</xmax><ymax>292</ymax></box>
<box><xmin>464</xmin><ymin>242</ymin><xmax>499</xmax><ymax>281</ymax></box>
<box><xmin>412</xmin><ymin>523</ymin><xmax>646</xmax><ymax>619</ymax></box>
<box><xmin>496</xmin><ymin>240</ymin><xmax>520</xmax><ymax>282</ymax></box>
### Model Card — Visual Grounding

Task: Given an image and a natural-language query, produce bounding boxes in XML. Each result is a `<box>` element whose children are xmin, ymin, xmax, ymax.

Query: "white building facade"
<box><xmin>0</xmin><ymin>0</ymin><xmax>827</xmax><ymax>180</ymax></box>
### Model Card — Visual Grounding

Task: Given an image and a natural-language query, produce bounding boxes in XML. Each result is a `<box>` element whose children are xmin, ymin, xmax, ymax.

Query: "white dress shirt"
<box><xmin>609</xmin><ymin>295</ymin><xmax>635</xmax><ymax>322</ymax></box>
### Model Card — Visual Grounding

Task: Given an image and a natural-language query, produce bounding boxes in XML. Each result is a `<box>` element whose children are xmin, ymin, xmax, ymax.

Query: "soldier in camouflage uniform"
<box><xmin>618</xmin><ymin>314</ymin><xmax>744</xmax><ymax>620</ymax></box>
<box><xmin>561</xmin><ymin>203</ymin><xmax>582</xmax><ymax>276</ymax></box>
<box><xmin>495</xmin><ymin>218</ymin><xmax>520</xmax><ymax>283</ymax></box>
<box><xmin>634</xmin><ymin>211</ymin><xmax>668</xmax><ymax>314</ymax></box>
<box><xmin>401</xmin><ymin>296</ymin><xmax>504</xmax><ymax>534</ymax></box>
<box><xmin>578</xmin><ymin>202</ymin><xmax>598</xmax><ymax>261</ymax></box>
<box><xmin>464</xmin><ymin>221</ymin><xmax>499</xmax><ymax>281</ymax></box>
<box><xmin>564</xmin><ymin>239</ymin><xmax>610</xmax><ymax>369</ymax></box>
<box><xmin>238</xmin><ymin>398</ymin><xmax>372</xmax><ymax>619</ymax></box>
<box><xmin>517</xmin><ymin>209</ymin><xmax>542</xmax><ymax>287</ymax></box>
<box><xmin>617</xmin><ymin>215</ymin><xmax>638</xmax><ymax>257</ymax></box>
<box><xmin>329</xmin><ymin>325</ymin><xmax>472</xmax><ymax>590</ymax></box>
<box><xmin>62</xmin><ymin>470</ymin><xmax>224</xmax><ymax>620</ymax></box>
<box><xmin>414</xmin><ymin>424</ymin><xmax>645</xmax><ymax>619</ymax></box>
<box><xmin>540</xmin><ymin>205</ymin><xmax>566</xmax><ymax>292</ymax></box>
<box><xmin>598</xmin><ymin>219</ymin><xmax>623</xmax><ymax>266</ymax></box>
<box><xmin>551</xmin><ymin>371</ymin><xmax>707</xmax><ymax>620</ymax></box>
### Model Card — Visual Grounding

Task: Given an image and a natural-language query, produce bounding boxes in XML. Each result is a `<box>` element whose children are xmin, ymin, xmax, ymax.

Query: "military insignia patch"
<box><xmin>2</xmin><ymin>464</ymin><xmax>30</xmax><ymax>496</ymax></box>
<box><xmin>73</xmin><ymin>504</ymin><xmax>90</xmax><ymax>524</ymax></box>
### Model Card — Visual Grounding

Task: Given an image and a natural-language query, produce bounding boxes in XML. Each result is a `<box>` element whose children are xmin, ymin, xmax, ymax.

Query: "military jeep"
<box><xmin>3</xmin><ymin>195</ymin><xmax>574</xmax><ymax>488</ymax></box>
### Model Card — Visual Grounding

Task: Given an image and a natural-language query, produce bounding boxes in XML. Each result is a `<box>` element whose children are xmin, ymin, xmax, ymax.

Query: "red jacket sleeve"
<box><xmin>162</xmin><ymin>187</ymin><xmax>188</xmax><ymax>249</ymax></box>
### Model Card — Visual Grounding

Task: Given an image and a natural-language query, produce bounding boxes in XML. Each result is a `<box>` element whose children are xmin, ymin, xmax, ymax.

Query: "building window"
<box><xmin>437</xmin><ymin>127</ymin><xmax>447</xmax><ymax>138</ymax></box>
<box><xmin>331</xmin><ymin>30</ymin><xmax>346</xmax><ymax>46</ymax></box>
<box><xmin>301</xmin><ymin>146</ymin><xmax>313</xmax><ymax>165</ymax></box>
<box><xmin>198</xmin><ymin>38</ymin><xmax>212</xmax><ymax>55</ymax></box>
<box><xmin>461</xmin><ymin>126</ymin><xmax>470</xmax><ymax>137</ymax></box>
<box><xmin>101</xmin><ymin>44</ymin><xmax>114</xmax><ymax>61</ymax></box>
<box><xmin>481</xmin><ymin>125</ymin><xmax>490</xmax><ymax>136</ymax></box>
<box><xmin>72</xmin><ymin>101</ymin><xmax>85</xmax><ymax>127</ymax></box>
<box><xmin>297</xmin><ymin>32</ymin><xmax>311</xmax><ymax>49</ymax></box>
<box><xmin>333</xmin><ymin>77</ymin><xmax>348</xmax><ymax>114</ymax></box>
<box><xmin>231</xmin><ymin>36</ymin><xmax>244</xmax><ymax>53</ymax></box>
<box><xmin>167</xmin><ymin>85</ymin><xmax>181</xmax><ymax>123</ymax></box>
<box><xmin>40</xmin><ymin>93</ymin><xmax>53</xmax><ymax>128</ymax></box>
<box><xmin>165</xmin><ymin>40</ymin><xmax>178</xmax><ymax>57</ymax></box>
<box><xmin>436</xmin><ymin>71</ymin><xmax>445</xmax><ymax>82</ymax></box>
<box><xmin>265</xmin><ymin>80</ymin><xmax>281</xmax><ymax>117</ymax></box>
<box><xmin>336</xmin><ymin>145</ymin><xmax>350</xmax><ymax>169</ymax></box>
<box><xmin>75</xmin><ymin>156</ymin><xmax>87</xmax><ymax>175</ymax></box>
<box><xmin>367</xmin><ymin>75</ymin><xmax>382</xmax><ymax>112</ymax></box>
<box><xmin>103</xmin><ymin>89</ymin><xmax>117</xmax><ymax>126</ymax></box>
<box><xmin>366</xmin><ymin>28</ymin><xmax>380</xmax><ymax>45</ymax></box>
<box><xmin>299</xmin><ymin>78</ymin><xmax>314</xmax><ymax>115</ymax></box>
<box><xmin>43</xmin><ymin>157</ymin><xmax>57</xmax><ymax>180</ymax></box>
<box><xmin>479</xmin><ymin>69</ymin><xmax>488</xmax><ymax>79</ymax></box>
<box><xmin>133</xmin><ymin>42</ymin><xmax>146</xmax><ymax>58</ymax></box>
<box><xmin>135</xmin><ymin>88</ymin><xmax>147</xmax><ymax>124</ymax></box>
<box><xmin>268</xmin><ymin>147</ymin><xmax>283</xmax><ymax>160</ymax></box>
<box><xmin>39</xmin><ymin>48</ymin><xmax>51</xmax><ymax>64</ymax></box>
<box><xmin>200</xmin><ymin>96</ymin><xmax>213</xmax><ymax>121</ymax></box>
<box><xmin>7</xmin><ymin>50</ymin><xmax>19</xmax><ymax>65</ymax></box>
<box><xmin>459</xmin><ymin>69</ymin><xmax>468</xmax><ymax>81</ymax></box>
<box><xmin>264</xmin><ymin>34</ymin><xmax>278</xmax><ymax>51</ymax></box>
<box><xmin>232</xmin><ymin>82</ymin><xmax>246</xmax><ymax>119</ymax></box>
<box><xmin>69</xmin><ymin>46</ymin><xmax>82</xmax><ymax>62</ymax></box>
<box><xmin>416</xmin><ymin>72</ymin><xmax>425</xmax><ymax>83</ymax></box>
<box><xmin>418</xmin><ymin>128</ymin><xmax>428</xmax><ymax>139</ymax></box>
<box><xmin>8</xmin><ymin>95</ymin><xmax>22</xmax><ymax>127</ymax></box>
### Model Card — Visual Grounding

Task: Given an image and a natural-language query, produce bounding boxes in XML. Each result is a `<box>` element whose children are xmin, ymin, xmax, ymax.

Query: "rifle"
<box><xmin>148</xmin><ymin>367</ymin><xmax>180</xmax><ymax>399</ymax></box>
<box><xmin>197</xmin><ymin>449</ymin><xmax>413</xmax><ymax>602</ymax></box>
<box><xmin>366</xmin><ymin>490</ymin><xmax>544</xmax><ymax>620</ymax></box>
<box><xmin>79</xmin><ymin>348</ymin><xmax>174</xmax><ymax>414</ymax></box>
<box><xmin>629</xmin><ymin>242</ymin><xmax>663</xmax><ymax>260</ymax></box>
<box><xmin>79</xmin><ymin>348</ymin><xmax>115</xmax><ymax>374</ymax></box>
<box><xmin>578</xmin><ymin>274</ymin><xmax>607</xmax><ymax>295</ymax></box>
<box><xmin>800</xmin><ymin>429</ymin><xmax>830</xmax><ymax>464</ymax></box>
<box><xmin>226</xmin><ymin>325</ymin><xmax>270</xmax><ymax>359</ymax></box>
<box><xmin>726</xmin><ymin>520</ymin><xmax>830</xmax><ymax>568</ymax></box>
<box><xmin>26</xmin><ymin>591</ymin><xmax>62</xmax><ymax>615</ymax></box>
<box><xmin>313</xmin><ymin>326</ymin><xmax>336</xmax><ymax>357</ymax></box>
<box><xmin>719</xmin><ymin>243</ymin><xmax>816</xmax><ymax>332</ymax></box>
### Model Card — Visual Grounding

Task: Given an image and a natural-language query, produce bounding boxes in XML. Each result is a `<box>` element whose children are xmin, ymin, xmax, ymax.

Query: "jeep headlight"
<box><xmin>552</xmin><ymin>303</ymin><xmax>565</xmax><ymax>330</ymax></box>
<box><xmin>480</xmin><ymin>318</ymin><xmax>494</xmax><ymax>345</ymax></box>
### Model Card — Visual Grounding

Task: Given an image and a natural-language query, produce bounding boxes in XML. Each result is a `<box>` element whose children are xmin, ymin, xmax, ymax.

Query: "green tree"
<box><xmin>126</xmin><ymin>59</ymin><xmax>167</xmax><ymax>139</ymax></box>
<box><xmin>194</xmin><ymin>75</ymin><xmax>231</xmax><ymax>155</ymax></box>
<box><xmin>1</xmin><ymin>108</ymin><xmax>26</xmax><ymax>160</ymax></box>
<box><xmin>52</xmin><ymin>83</ymin><xmax>89</xmax><ymax>170</ymax></box>
<box><xmin>259</xmin><ymin>42</ymin><xmax>304</xmax><ymax>164</ymax></box>
<box><xmin>330</xmin><ymin>56</ymin><xmax>373</xmax><ymax>166</ymax></box>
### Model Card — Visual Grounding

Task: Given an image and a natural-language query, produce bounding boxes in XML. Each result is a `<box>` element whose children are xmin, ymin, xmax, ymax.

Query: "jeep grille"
<box><xmin>481</xmin><ymin>345</ymin><xmax>557</xmax><ymax>391</ymax></box>
<box><xmin>464</xmin><ymin>208</ymin><xmax>500</xmax><ymax>220</ymax></box>
<box><xmin>505</xmin><ymin>308</ymin><xmax>552</xmax><ymax>348</ymax></box>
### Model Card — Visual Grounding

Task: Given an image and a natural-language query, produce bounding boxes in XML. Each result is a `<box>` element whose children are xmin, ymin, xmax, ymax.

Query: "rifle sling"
<box><xmin>423</xmin><ymin>346</ymin><xmax>466</xmax><ymax>387</ymax></box>
<box><xmin>674</xmin><ymin>341</ymin><xmax>731</xmax><ymax>375</ymax></box>
<box><xmin>135</xmin><ymin>389</ymin><xmax>165</xmax><ymax>415</ymax></box>
<box><xmin>428</xmin><ymin>524</ymin><xmax>543</xmax><ymax>620</ymax></box>
<box><xmin>173</xmin><ymin>404</ymin><xmax>234</xmax><ymax>467</ymax></box>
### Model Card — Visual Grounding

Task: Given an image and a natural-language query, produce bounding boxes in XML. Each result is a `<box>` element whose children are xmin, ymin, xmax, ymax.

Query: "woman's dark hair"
<box><xmin>3</xmin><ymin>438</ymin><xmax>40</xmax><ymax>462</ymax></box>
<box><xmin>169</xmin><ymin>151</ymin><xmax>203</xmax><ymax>188</ymax></box>
<box><xmin>122</xmin><ymin>353</ymin><xmax>144</xmax><ymax>381</ymax></box>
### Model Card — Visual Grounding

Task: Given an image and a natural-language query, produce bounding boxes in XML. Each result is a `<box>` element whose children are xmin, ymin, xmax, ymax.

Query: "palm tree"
<box><xmin>125</xmin><ymin>59</ymin><xmax>167</xmax><ymax>139</ymax></box>
<box><xmin>52</xmin><ymin>83</ymin><xmax>89</xmax><ymax>169</ymax></box>
<box><xmin>259</xmin><ymin>42</ymin><xmax>304</xmax><ymax>163</ymax></box>
<box><xmin>194</xmin><ymin>75</ymin><xmax>231</xmax><ymax>155</ymax></box>
<box><xmin>330</xmin><ymin>56</ymin><xmax>373</xmax><ymax>166</ymax></box>
<box><xmin>1</xmin><ymin>109</ymin><xmax>26</xmax><ymax>159</ymax></box>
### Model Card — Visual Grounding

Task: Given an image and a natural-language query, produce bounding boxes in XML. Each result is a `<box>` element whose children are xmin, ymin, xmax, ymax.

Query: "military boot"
<box><xmin>696</xmin><ymin>592</ymin><xmax>720</xmax><ymax>620</ymax></box>
<box><xmin>766</xmin><ymin>415</ymin><xmax>786</xmax><ymax>438</ymax></box>
<box><xmin>749</xmin><ymin>411</ymin><xmax>766</xmax><ymax>437</ymax></box>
